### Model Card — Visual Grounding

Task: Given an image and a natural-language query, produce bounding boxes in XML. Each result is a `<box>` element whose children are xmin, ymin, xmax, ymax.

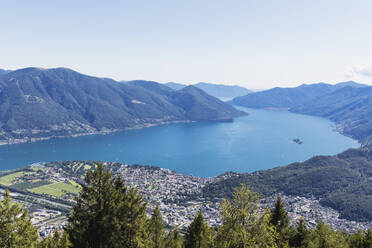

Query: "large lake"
<box><xmin>0</xmin><ymin>107</ymin><xmax>359</xmax><ymax>177</ymax></box>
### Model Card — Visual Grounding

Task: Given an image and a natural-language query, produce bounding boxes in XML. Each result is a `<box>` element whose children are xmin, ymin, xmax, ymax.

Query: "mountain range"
<box><xmin>165</xmin><ymin>82</ymin><xmax>252</xmax><ymax>99</ymax></box>
<box><xmin>0</xmin><ymin>68</ymin><xmax>245</xmax><ymax>145</ymax></box>
<box><xmin>231</xmin><ymin>81</ymin><xmax>372</xmax><ymax>144</ymax></box>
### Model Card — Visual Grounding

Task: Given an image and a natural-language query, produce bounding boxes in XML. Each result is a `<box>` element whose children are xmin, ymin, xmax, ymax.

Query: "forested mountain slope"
<box><xmin>290</xmin><ymin>86</ymin><xmax>372</xmax><ymax>143</ymax></box>
<box><xmin>232</xmin><ymin>82</ymin><xmax>372</xmax><ymax>144</ymax></box>
<box><xmin>0</xmin><ymin>68</ymin><xmax>245</xmax><ymax>144</ymax></box>
<box><xmin>203</xmin><ymin>146</ymin><xmax>372</xmax><ymax>221</ymax></box>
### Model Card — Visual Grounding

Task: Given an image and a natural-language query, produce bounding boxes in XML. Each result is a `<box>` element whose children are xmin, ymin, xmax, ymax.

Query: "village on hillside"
<box><xmin>0</xmin><ymin>161</ymin><xmax>371</xmax><ymax>237</ymax></box>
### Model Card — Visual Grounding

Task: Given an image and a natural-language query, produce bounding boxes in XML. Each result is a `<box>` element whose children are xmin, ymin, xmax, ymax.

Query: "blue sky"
<box><xmin>1</xmin><ymin>0</ymin><xmax>372</xmax><ymax>88</ymax></box>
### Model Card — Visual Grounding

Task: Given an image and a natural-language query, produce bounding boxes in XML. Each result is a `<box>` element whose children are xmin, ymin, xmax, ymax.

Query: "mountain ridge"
<box><xmin>0</xmin><ymin>69</ymin><xmax>11</xmax><ymax>75</ymax></box>
<box><xmin>0</xmin><ymin>67</ymin><xmax>245</xmax><ymax>145</ymax></box>
<box><xmin>165</xmin><ymin>81</ymin><xmax>252</xmax><ymax>99</ymax></box>
<box><xmin>231</xmin><ymin>82</ymin><xmax>372</xmax><ymax>144</ymax></box>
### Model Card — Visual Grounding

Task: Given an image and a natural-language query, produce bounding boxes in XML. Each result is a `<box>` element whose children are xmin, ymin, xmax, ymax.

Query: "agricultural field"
<box><xmin>0</xmin><ymin>171</ymin><xmax>35</xmax><ymax>186</ymax></box>
<box><xmin>30</xmin><ymin>182</ymin><xmax>79</xmax><ymax>197</ymax></box>
<box><xmin>0</xmin><ymin>161</ymin><xmax>121</xmax><ymax>199</ymax></box>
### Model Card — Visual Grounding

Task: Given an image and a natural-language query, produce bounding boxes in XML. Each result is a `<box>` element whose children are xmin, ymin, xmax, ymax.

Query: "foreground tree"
<box><xmin>270</xmin><ymin>195</ymin><xmax>290</xmax><ymax>231</ymax></box>
<box><xmin>270</xmin><ymin>195</ymin><xmax>291</xmax><ymax>247</ymax></box>
<box><xmin>347</xmin><ymin>229</ymin><xmax>372</xmax><ymax>248</ymax></box>
<box><xmin>306</xmin><ymin>221</ymin><xmax>348</xmax><ymax>248</ymax></box>
<box><xmin>148</xmin><ymin>205</ymin><xmax>165</xmax><ymax>248</ymax></box>
<box><xmin>215</xmin><ymin>184</ymin><xmax>278</xmax><ymax>248</ymax></box>
<box><xmin>164</xmin><ymin>229</ymin><xmax>183</xmax><ymax>248</ymax></box>
<box><xmin>184</xmin><ymin>211</ymin><xmax>214</xmax><ymax>248</ymax></box>
<box><xmin>0</xmin><ymin>189</ymin><xmax>38</xmax><ymax>248</ymax></box>
<box><xmin>37</xmin><ymin>231</ymin><xmax>71</xmax><ymax>248</ymax></box>
<box><xmin>289</xmin><ymin>218</ymin><xmax>310</xmax><ymax>247</ymax></box>
<box><xmin>66</xmin><ymin>163</ymin><xmax>149</xmax><ymax>248</ymax></box>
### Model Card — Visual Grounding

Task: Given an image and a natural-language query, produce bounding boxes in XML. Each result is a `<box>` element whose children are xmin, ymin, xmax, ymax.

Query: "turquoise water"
<box><xmin>0</xmin><ymin>107</ymin><xmax>359</xmax><ymax>177</ymax></box>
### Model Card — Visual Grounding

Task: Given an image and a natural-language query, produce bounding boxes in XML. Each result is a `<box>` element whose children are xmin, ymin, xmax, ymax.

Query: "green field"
<box><xmin>0</xmin><ymin>171</ymin><xmax>34</xmax><ymax>186</ymax></box>
<box><xmin>30</xmin><ymin>182</ymin><xmax>80</xmax><ymax>197</ymax></box>
<box><xmin>68</xmin><ymin>179</ymin><xmax>81</xmax><ymax>188</ymax></box>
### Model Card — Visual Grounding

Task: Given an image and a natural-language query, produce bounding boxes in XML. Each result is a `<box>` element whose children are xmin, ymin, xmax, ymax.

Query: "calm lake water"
<box><xmin>0</xmin><ymin>107</ymin><xmax>359</xmax><ymax>177</ymax></box>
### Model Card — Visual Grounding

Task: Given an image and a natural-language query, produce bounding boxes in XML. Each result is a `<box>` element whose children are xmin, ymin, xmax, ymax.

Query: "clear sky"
<box><xmin>1</xmin><ymin>0</ymin><xmax>372</xmax><ymax>89</ymax></box>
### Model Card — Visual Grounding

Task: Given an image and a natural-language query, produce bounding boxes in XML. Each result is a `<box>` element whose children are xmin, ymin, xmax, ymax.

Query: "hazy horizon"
<box><xmin>2</xmin><ymin>1</ymin><xmax>372</xmax><ymax>88</ymax></box>
<box><xmin>2</xmin><ymin>66</ymin><xmax>369</xmax><ymax>90</ymax></box>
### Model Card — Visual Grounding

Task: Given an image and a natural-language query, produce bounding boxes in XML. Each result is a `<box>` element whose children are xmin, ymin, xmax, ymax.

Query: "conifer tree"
<box><xmin>215</xmin><ymin>184</ymin><xmax>278</xmax><ymax>247</ymax></box>
<box><xmin>306</xmin><ymin>221</ymin><xmax>348</xmax><ymax>248</ymax></box>
<box><xmin>270</xmin><ymin>195</ymin><xmax>291</xmax><ymax>247</ymax></box>
<box><xmin>164</xmin><ymin>229</ymin><xmax>183</xmax><ymax>248</ymax></box>
<box><xmin>184</xmin><ymin>211</ymin><xmax>214</xmax><ymax>248</ymax></box>
<box><xmin>148</xmin><ymin>205</ymin><xmax>165</xmax><ymax>248</ymax></box>
<box><xmin>348</xmin><ymin>229</ymin><xmax>372</xmax><ymax>248</ymax></box>
<box><xmin>0</xmin><ymin>189</ymin><xmax>38</xmax><ymax>248</ymax></box>
<box><xmin>253</xmin><ymin>211</ymin><xmax>279</xmax><ymax>248</ymax></box>
<box><xmin>66</xmin><ymin>163</ymin><xmax>149</xmax><ymax>248</ymax></box>
<box><xmin>290</xmin><ymin>218</ymin><xmax>309</xmax><ymax>247</ymax></box>
<box><xmin>348</xmin><ymin>230</ymin><xmax>366</xmax><ymax>248</ymax></box>
<box><xmin>38</xmin><ymin>231</ymin><xmax>71</xmax><ymax>248</ymax></box>
<box><xmin>364</xmin><ymin>230</ymin><xmax>372</xmax><ymax>247</ymax></box>
<box><xmin>270</xmin><ymin>195</ymin><xmax>290</xmax><ymax>231</ymax></box>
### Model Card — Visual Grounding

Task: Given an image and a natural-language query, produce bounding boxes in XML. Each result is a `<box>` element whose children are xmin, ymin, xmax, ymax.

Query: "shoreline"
<box><xmin>0</xmin><ymin>115</ymin><xmax>244</xmax><ymax>147</ymax></box>
<box><xmin>0</xmin><ymin>120</ymin><xmax>193</xmax><ymax>147</ymax></box>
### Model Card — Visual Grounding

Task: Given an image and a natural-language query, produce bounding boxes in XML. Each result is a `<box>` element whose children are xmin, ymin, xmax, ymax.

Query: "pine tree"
<box><xmin>184</xmin><ymin>211</ymin><xmax>214</xmax><ymax>248</ymax></box>
<box><xmin>348</xmin><ymin>229</ymin><xmax>372</xmax><ymax>248</ymax></box>
<box><xmin>270</xmin><ymin>195</ymin><xmax>291</xmax><ymax>247</ymax></box>
<box><xmin>253</xmin><ymin>211</ymin><xmax>279</xmax><ymax>248</ymax></box>
<box><xmin>364</xmin><ymin>230</ymin><xmax>372</xmax><ymax>247</ymax></box>
<box><xmin>348</xmin><ymin>230</ymin><xmax>366</xmax><ymax>248</ymax></box>
<box><xmin>66</xmin><ymin>163</ymin><xmax>149</xmax><ymax>248</ymax></box>
<box><xmin>38</xmin><ymin>231</ymin><xmax>71</xmax><ymax>248</ymax></box>
<box><xmin>215</xmin><ymin>184</ymin><xmax>278</xmax><ymax>247</ymax></box>
<box><xmin>307</xmin><ymin>221</ymin><xmax>348</xmax><ymax>248</ymax></box>
<box><xmin>289</xmin><ymin>218</ymin><xmax>309</xmax><ymax>247</ymax></box>
<box><xmin>148</xmin><ymin>205</ymin><xmax>165</xmax><ymax>248</ymax></box>
<box><xmin>164</xmin><ymin>229</ymin><xmax>183</xmax><ymax>248</ymax></box>
<box><xmin>0</xmin><ymin>189</ymin><xmax>38</xmax><ymax>248</ymax></box>
<box><xmin>270</xmin><ymin>195</ymin><xmax>290</xmax><ymax>230</ymax></box>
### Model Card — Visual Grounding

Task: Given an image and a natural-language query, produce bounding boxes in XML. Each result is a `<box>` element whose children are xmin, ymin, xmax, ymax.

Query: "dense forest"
<box><xmin>203</xmin><ymin>146</ymin><xmax>372</xmax><ymax>222</ymax></box>
<box><xmin>2</xmin><ymin>163</ymin><xmax>372</xmax><ymax>248</ymax></box>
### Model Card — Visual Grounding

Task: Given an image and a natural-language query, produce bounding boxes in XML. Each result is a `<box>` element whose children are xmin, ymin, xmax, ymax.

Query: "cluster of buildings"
<box><xmin>115</xmin><ymin>165</ymin><xmax>221</xmax><ymax>227</ymax></box>
<box><xmin>24</xmin><ymin>162</ymin><xmax>372</xmax><ymax>234</ymax></box>
<box><xmin>115</xmin><ymin>164</ymin><xmax>372</xmax><ymax>232</ymax></box>
<box><xmin>261</xmin><ymin>194</ymin><xmax>372</xmax><ymax>232</ymax></box>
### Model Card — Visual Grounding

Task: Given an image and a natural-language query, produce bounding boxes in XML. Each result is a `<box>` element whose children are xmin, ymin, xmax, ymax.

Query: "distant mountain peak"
<box><xmin>336</xmin><ymin>81</ymin><xmax>367</xmax><ymax>88</ymax></box>
<box><xmin>165</xmin><ymin>82</ymin><xmax>252</xmax><ymax>99</ymax></box>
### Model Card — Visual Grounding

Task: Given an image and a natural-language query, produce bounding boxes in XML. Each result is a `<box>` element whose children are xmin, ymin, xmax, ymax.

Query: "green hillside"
<box><xmin>291</xmin><ymin>86</ymin><xmax>372</xmax><ymax>144</ymax></box>
<box><xmin>0</xmin><ymin>68</ymin><xmax>245</xmax><ymax>144</ymax></box>
<box><xmin>203</xmin><ymin>146</ymin><xmax>372</xmax><ymax>221</ymax></box>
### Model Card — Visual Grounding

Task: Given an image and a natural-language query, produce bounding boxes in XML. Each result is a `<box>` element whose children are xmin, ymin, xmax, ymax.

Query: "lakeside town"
<box><xmin>0</xmin><ymin>161</ymin><xmax>372</xmax><ymax>237</ymax></box>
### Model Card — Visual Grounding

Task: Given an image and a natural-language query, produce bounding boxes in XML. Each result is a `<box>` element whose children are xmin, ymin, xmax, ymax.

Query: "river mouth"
<box><xmin>0</xmin><ymin>107</ymin><xmax>359</xmax><ymax>177</ymax></box>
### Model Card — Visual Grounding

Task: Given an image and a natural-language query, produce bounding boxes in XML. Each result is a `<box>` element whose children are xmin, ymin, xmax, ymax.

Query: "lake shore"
<box><xmin>0</xmin><ymin>120</ymin><xmax>193</xmax><ymax>147</ymax></box>
<box><xmin>0</xmin><ymin>107</ymin><xmax>359</xmax><ymax>176</ymax></box>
